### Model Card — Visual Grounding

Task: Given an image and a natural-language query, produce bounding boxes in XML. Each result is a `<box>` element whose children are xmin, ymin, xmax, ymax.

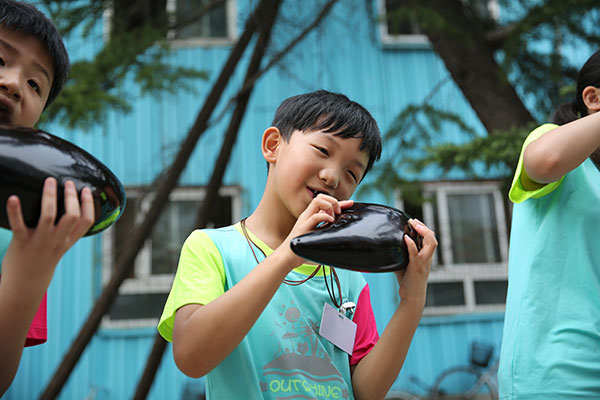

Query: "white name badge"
<box><xmin>319</xmin><ymin>303</ymin><xmax>357</xmax><ymax>355</ymax></box>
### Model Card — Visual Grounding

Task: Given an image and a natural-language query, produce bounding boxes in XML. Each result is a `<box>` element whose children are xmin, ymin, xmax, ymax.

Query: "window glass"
<box><xmin>108</xmin><ymin>293</ymin><xmax>169</xmax><ymax>320</ymax></box>
<box><xmin>111</xmin><ymin>1</ymin><xmax>168</xmax><ymax>34</ymax></box>
<box><xmin>384</xmin><ymin>0</ymin><xmax>421</xmax><ymax>35</ymax></box>
<box><xmin>425</xmin><ymin>282</ymin><xmax>465</xmax><ymax>307</ymax></box>
<box><xmin>175</xmin><ymin>0</ymin><xmax>228</xmax><ymax>39</ymax></box>
<box><xmin>447</xmin><ymin>193</ymin><xmax>500</xmax><ymax>264</ymax></box>
<box><xmin>150</xmin><ymin>197</ymin><xmax>232</xmax><ymax>274</ymax></box>
<box><xmin>151</xmin><ymin>201</ymin><xmax>198</xmax><ymax>275</ymax></box>
<box><xmin>474</xmin><ymin>280</ymin><xmax>508</xmax><ymax>305</ymax></box>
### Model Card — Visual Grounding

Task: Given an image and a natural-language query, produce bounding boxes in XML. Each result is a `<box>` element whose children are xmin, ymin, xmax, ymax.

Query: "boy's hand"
<box><xmin>281</xmin><ymin>194</ymin><xmax>353</xmax><ymax>269</ymax></box>
<box><xmin>2</xmin><ymin>177</ymin><xmax>95</xmax><ymax>289</ymax></box>
<box><xmin>395</xmin><ymin>219</ymin><xmax>437</xmax><ymax>308</ymax></box>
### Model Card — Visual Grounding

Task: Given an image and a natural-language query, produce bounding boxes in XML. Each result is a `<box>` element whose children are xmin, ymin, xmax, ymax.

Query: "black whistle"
<box><xmin>0</xmin><ymin>124</ymin><xmax>126</xmax><ymax>236</ymax></box>
<box><xmin>290</xmin><ymin>202</ymin><xmax>422</xmax><ymax>273</ymax></box>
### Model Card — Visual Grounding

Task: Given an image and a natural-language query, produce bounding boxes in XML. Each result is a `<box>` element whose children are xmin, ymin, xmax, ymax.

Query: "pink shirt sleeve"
<box><xmin>25</xmin><ymin>292</ymin><xmax>47</xmax><ymax>347</ymax></box>
<box><xmin>350</xmin><ymin>284</ymin><xmax>379</xmax><ymax>365</ymax></box>
<box><xmin>0</xmin><ymin>273</ymin><xmax>47</xmax><ymax>347</ymax></box>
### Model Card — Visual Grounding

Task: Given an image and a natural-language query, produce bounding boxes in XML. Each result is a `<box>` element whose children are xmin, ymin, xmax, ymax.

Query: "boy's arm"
<box><xmin>523</xmin><ymin>111</ymin><xmax>600</xmax><ymax>186</ymax></box>
<box><xmin>0</xmin><ymin>178</ymin><xmax>94</xmax><ymax>396</ymax></box>
<box><xmin>351</xmin><ymin>219</ymin><xmax>437</xmax><ymax>400</ymax></box>
<box><xmin>172</xmin><ymin>195</ymin><xmax>350</xmax><ymax>378</ymax></box>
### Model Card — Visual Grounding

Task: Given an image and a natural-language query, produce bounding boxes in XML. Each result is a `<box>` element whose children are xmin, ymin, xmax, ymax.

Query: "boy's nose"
<box><xmin>319</xmin><ymin>167</ymin><xmax>339</xmax><ymax>190</ymax></box>
<box><xmin>0</xmin><ymin>70</ymin><xmax>23</xmax><ymax>101</ymax></box>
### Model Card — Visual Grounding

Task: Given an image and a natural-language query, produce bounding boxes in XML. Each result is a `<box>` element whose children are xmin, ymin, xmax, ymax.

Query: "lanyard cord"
<box><xmin>323</xmin><ymin>264</ymin><xmax>342</xmax><ymax>309</ymax></box>
<box><xmin>239</xmin><ymin>218</ymin><xmax>342</xmax><ymax>307</ymax></box>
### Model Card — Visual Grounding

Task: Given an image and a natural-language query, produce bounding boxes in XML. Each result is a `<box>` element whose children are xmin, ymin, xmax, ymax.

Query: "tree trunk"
<box><xmin>132</xmin><ymin>336</ymin><xmax>168</xmax><ymax>400</ymax></box>
<box><xmin>420</xmin><ymin>0</ymin><xmax>535</xmax><ymax>133</ymax></box>
<box><xmin>131</xmin><ymin>0</ymin><xmax>283</xmax><ymax>397</ymax></box>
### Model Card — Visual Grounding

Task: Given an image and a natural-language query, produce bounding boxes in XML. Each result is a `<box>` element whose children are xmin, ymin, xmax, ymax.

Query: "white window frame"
<box><xmin>396</xmin><ymin>180</ymin><xmax>508</xmax><ymax>315</ymax></box>
<box><xmin>101</xmin><ymin>186</ymin><xmax>242</xmax><ymax>329</ymax></box>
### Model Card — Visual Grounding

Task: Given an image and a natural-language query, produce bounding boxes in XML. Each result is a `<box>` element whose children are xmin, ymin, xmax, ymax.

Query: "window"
<box><xmin>105</xmin><ymin>0</ymin><xmax>237</xmax><ymax>45</ymax></box>
<box><xmin>397</xmin><ymin>181</ymin><xmax>508</xmax><ymax>315</ymax></box>
<box><xmin>378</xmin><ymin>0</ymin><xmax>428</xmax><ymax>47</ymax></box>
<box><xmin>378</xmin><ymin>0</ymin><xmax>499</xmax><ymax>47</ymax></box>
<box><xmin>445</xmin><ymin>193</ymin><xmax>501</xmax><ymax>264</ymax></box>
<box><xmin>167</xmin><ymin>0</ymin><xmax>237</xmax><ymax>44</ymax></box>
<box><xmin>102</xmin><ymin>186</ymin><xmax>241</xmax><ymax>328</ymax></box>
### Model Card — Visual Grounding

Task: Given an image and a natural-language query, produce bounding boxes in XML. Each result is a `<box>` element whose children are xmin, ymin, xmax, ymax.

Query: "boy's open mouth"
<box><xmin>0</xmin><ymin>106</ymin><xmax>12</xmax><ymax>123</ymax></box>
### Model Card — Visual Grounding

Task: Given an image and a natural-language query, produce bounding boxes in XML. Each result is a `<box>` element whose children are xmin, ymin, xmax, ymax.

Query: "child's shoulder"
<box><xmin>186</xmin><ymin>224</ymin><xmax>238</xmax><ymax>238</ymax></box>
<box><xmin>186</xmin><ymin>223</ymin><xmax>246</xmax><ymax>254</ymax></box>
<box><xmin>200</xmin><ymin>223</ymin><xmax>240</xmax><ymax>239</ymax></box>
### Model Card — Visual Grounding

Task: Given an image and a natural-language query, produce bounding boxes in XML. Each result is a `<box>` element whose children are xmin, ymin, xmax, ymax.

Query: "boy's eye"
<box><xmin>348</xmin><ymin>170</ymin><xmax>358</xmax><ymax>182</ymax></box>
<box><xmin>315</xmin><ymin>146</ymin><xmax>329</xmax><ymax>156</ymax></box>
<box><xmin>28</xmin><ymin>80</ymin><xmax>40</xmax><ymax>94</ymax></box>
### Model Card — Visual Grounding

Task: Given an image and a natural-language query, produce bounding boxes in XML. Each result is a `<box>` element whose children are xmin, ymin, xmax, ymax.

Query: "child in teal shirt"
<box><xmin>499</xmin><ymin>50</ymin><xmax>600</xmax><ymax>398</ymax></box>
<box><xmin>159</xmin><ymin>90</ymin><xmax>437</xmax><ymax>399</ymax></box>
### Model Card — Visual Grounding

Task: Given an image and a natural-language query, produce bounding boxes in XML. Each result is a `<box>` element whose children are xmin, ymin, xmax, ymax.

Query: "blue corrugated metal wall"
<box><xmin>5</xmin><ymin>0</ymin><xmax>502</xmax><ymax>398</ymax></box>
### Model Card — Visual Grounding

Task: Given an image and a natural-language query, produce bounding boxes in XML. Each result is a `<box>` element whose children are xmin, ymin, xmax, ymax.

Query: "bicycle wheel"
<box><xmin>429</xmin><ymin>366</ymin><xmax>497</xmax><ymax>400</ymax></box>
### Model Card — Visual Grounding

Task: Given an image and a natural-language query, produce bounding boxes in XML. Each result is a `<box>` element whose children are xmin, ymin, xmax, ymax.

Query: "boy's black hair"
<box><xmin>553</xmin><ymin>49</ymin><xmax>600</xmax><ymax>125</ymax></box>
<box><xmin>272</xmin><ymin>90</ymin><xmax>382</xmax><ymax>176</ymax></box>
<box><xmin>0</xmin><ymin>0</ymin><xmax>70</xmax><ymax>107</ymax></box>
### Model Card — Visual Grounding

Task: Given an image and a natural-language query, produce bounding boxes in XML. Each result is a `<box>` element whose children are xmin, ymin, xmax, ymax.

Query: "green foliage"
<box><xmin>363</xmin><ymin>98</ymin><xmax>535</xmax><ymax>200</ymax></box>
<box><xmin>494</xmin><ymin>0</ymin><xmax>600</xmax><ymax>118</ymax></box>
<box><xmin>413</xmin><ymin>124</ymin><xmax>534</xmax><ymax>177</ymax></box>
<box><xmin>370</xmin><ymin>0</ymin><xmax>599</xmax><ymax>200</ymax></box>
<box><xmin>37</xmin><ymin>1</ymin><xmax>208</xmax><ymax>130</ymax></box>
<box><xmin>384</xmin><ymin>0</ymin><xmax>599</xmax><ymax>120</ymax></box>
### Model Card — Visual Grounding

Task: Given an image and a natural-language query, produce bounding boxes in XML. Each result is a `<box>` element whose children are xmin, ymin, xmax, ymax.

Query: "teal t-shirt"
<box><xmin>499</xmin><ymin>124</ymin><xmax>600</xmax><ymax>399</ymax></box>
<box><xmin>159</xmin><ymin>224</ymin><xmax>379</xmax><ymax>400</ymax></box>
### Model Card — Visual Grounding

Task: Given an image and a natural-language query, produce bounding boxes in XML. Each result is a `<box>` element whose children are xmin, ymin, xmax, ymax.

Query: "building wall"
<box><xmin>5</xmin><ymin>1</ymin><xmax>502</xmax><ymax>398</ymax></box>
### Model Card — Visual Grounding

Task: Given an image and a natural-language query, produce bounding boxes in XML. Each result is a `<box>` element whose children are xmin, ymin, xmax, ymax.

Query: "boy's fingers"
<box><xmin>339</xmin><ymin>199</ymin><xmax>353</xmax><ymax>209</ymax></box>
<box><xmin>308</xmin><ymin>196</ymin><xmax>336</xmax><ymax>218</ymax></box>
<box><xmin>68</xmin><ymin>187</ymin><xmax>95</xmax><ymax>241</ymax></box>
<box><xmin>409</xmin><ymin>219</ymin><xmax>438</xmax><ymax>256</ymax></box>
<box><xmin>313</xmin><ymin>194</ymin><xmax>351</xmax><ymax>216</ymax></box>
<box><xmin>37</xmin><ymin>177</ymin><xmax>58</xmax><ymax>232</ymax></box>
<box><xmin>307</xmin><ymin>211</ymin><xmax>336</xmax><ymax>227</ymax></box>
<box><xmin>55</xmin><ymin>180</ymin><xmax>80</xmax><ymax>236</ymax></box>
<box><xmin>6</xmin><ymin>195</ymin><xmax>26</xmax><ymax>238</ymax></box>
<box><xmin>404</xmin><ymin>233</ymin><xmax>419</xmax><ymax>258</ymax></box>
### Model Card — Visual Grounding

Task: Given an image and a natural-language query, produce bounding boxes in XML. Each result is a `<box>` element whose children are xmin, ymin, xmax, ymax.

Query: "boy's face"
<box><xmin>268</xmin><ymin>128</ymin><xmax>369</xmax><ymax>219</ymax></box>
<box><xmin>0</xmin><ymin>27</ymin><xmax>54</xmax><ymax>127</ymax></box>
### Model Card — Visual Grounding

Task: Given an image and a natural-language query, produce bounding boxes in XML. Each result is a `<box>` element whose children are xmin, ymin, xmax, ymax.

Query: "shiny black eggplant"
<box><xmin>290</xmin><ymin>202</ymin><xmax>422</xmax><ymax>272</ymax></box>
<box><xmin>0</xmin><ymin>124</ymin><xmax>126</xmax><ymax>236</ymax></box>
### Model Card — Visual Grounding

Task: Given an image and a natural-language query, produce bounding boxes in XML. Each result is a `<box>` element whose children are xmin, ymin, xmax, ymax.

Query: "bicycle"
<box><xmin>386</xmin><ymin>341</ymin><xmax>499</xmax><ymax>400</ymax></box>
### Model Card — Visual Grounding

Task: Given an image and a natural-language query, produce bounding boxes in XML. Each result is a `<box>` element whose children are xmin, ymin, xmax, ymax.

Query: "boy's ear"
<box><xmin>262</xmin><ymin>126</ymin><xmax>283</xmax><ymax>164</ymax></box>
<box><xmin>582</xmin><ymin>86</ymin><xmax>600</xmax><ymax>113</ymax></box>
